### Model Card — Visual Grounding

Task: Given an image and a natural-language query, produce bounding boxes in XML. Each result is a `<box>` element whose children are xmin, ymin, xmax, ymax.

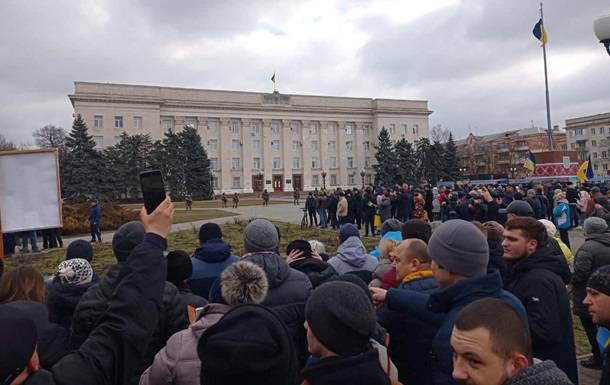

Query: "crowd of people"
<box><xmin>1</xmin><ymin>180</ymin><xmax>610</xmax><ymax>385</ymax></box>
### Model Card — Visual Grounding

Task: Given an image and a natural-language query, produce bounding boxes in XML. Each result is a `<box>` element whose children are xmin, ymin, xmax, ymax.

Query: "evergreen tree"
<box><xmin>394</xmin><ymin>138</ymin><xmax>417</xmax><ymax>185</ymax></box>
<box><xmin>428</xmin><ymin>140</ymin><xmax>445</xmax><ymax>183</ymax></box>
<box><xmin>414</xmin><ymin>138</ymin><xmax>431</xmax><ymax>184</ymax></box>
<box><xmin>443</xmin><ymin>132</ymin><xmax>460</xmax><ymax>181</ymax></box>
<box><xmin>61</xmin><ymin>115</ymin><xmax>103</xmax><ymax>202</ymax></box>
<box><xmin>373</xmin><ymin>127</ymin><xmax>398</xmax><ymax>187</ymax></box>
<box><xmin>178</xmin><ymin>126</ymin><xmax>213</xmax><ymax>199</ymax></box>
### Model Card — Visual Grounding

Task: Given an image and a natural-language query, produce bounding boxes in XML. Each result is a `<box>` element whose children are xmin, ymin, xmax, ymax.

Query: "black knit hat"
<box><xmin>199</xmin><ymin>223</ymin><xmax>223</xmax><ymax>244</ymax></box>
<box><xmin>197</xmin><ymin>304</ymin><xmax>298</xmax><ymax>385</ymax></box>
<box><xmin>305</xmin><ymin>281</ymin><xmax>376</xmax><ymax>356</ymax></box>
<box><xmin>286</xmin><ymin>239</ymin><xmax>312</xmax><ymax>259</ymax></box>
<box><xmin>166</xmin><ymin>250</ymin><xmax>193</xmax><ymax>285</ymax></box>
<box><xmin>65</xmin><ymin>239</ymin><xmax>94</xmax><ymax>262</ymax></box>
<box><xmin>588</xmin><ymin>265</ymin><xmax>610</xmax><ymax>297</ymax></box>
<box><xmin>0</xmin><ymin>307</ymin><xmax>38</xmax><ymax>385</ymax></box>
<box><xmin>112</xmin><ymin>221</ymin><xmax>145</xmax><ymax>262</ymax></box>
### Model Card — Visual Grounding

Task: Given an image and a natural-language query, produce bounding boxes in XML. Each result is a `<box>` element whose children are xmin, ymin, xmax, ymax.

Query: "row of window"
<box><xmin>216</xmin><ymin>156</ymin><xmax>371</xmax><ymax>171</ymax></box>
<box><xmin>207</xmin><ymin>139</ymin><xmax>368</xmax><ymax>152</ymax></box>
<box><xmin>570</xmin><ymin>127</ymin><xmax>608</xmax><ymax>136</ymax></box>
<box><xmin>386</xmin><ymin>124</ymin><xmax>420</xmax><ymax>136</ymax></box>
<box><xmin>571</xmin><ymin>139</ymin><xmax>609</xmax><ymax>149</ymax></box>
<box><xmin>592</xmin><ymin>151</ymin><xmax>609</xmax><ymax>159</ymax></box>
<box><xmin>225</xmin><ymin>173</ymin><xmax>373</xmax><ymax>189</ymax></box>
<box><xmin>95</xmin><ymin>116</ymin><xmax>143</xmax><ymax>130</ymax></box>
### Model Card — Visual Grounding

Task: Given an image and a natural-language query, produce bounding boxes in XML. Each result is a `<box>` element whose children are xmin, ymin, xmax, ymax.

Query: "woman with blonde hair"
<box><xmin>0</xmin><ymin>265</ymin><xmax>45</xmax><ymax>304</ymax></box>
<box><xmin>369</xmin><ymin>238</ymin><xmax>399</xmax><ymax>288</ymax></box>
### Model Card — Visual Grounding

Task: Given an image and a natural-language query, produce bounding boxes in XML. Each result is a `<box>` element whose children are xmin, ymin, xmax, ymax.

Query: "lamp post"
<box><xmin>321</xmin><ymin>171</ymin><xmax>327</xmax><ymax>190</ymax></box>
<box><xmin>459</xmin><ymin>167</ymin><xmax>467</xmax><ymax>176</ymax></box>
<box><xmin>594</xmin><ymin>14</ymin><xmax>610</xmax><ymax>56</ymax></box>
<box><xmin>360</xmin><ymin>168</ymin><xmax>366</xmax><ymax>189</ymax></box>
<box><xmin>509</xmin><ymin>167</ymin><xmax>517</xmax><ymax>179</ymax></box>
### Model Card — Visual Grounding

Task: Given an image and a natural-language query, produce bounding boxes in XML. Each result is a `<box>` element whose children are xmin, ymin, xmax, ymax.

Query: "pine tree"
<box><xmin>394</xmin><ymin>138</ymin><xmax>417</xmax><ymax>185</ymax></box>
<box><xmin>373</xmin><ymin>127</ymin><xmax>398</xmax><ymax>187</ymax></box>
<box><xmin>414</xmin><ymin>137</ymin><xmax>431</xmax><ymax>184</ymax></box>
<box><xmin>428</xmin><ymin>140</ymin><xmax>445</xmax><ymax>183</ymax></box>
<box><xmin>61</xmin><ymin>115</ymin><xmax>103</xmax><ymax>202</ymax></box>
<box><xmin>443</xmin><ymin>132</ymin><xmax>460</xmax><ymax>181</ymax></box>
<box><xmin>178</xmin><ymin>126</ymin><xmax>213</xmax><ymax>199</ymax></box>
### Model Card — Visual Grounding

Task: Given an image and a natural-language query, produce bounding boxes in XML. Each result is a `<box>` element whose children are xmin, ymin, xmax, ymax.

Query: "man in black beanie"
<box><xmin>301</xmin><ymin>281</ymin><xmax>391</xmax><ymax>385</ymax></box>
<box><xmin>166</xmin><ymin>250</ymin><xmax>207</xmax><ymax>309</ymax></box>
<box><xmin>583</xmin><ymin>265</ymin><xmax>610</xmax><ymax>385</ymax></box>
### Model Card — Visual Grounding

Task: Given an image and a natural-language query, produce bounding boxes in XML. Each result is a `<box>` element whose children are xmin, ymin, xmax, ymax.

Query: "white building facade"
<box><xmin>565</xmin><ymin>112</ymin><xmax>610</xmax><ymax>175</ymax></box>
<box><xmin>70</xmin><ymin>82</ymin><xmax>432</xmax><ymax>193</ymax></box>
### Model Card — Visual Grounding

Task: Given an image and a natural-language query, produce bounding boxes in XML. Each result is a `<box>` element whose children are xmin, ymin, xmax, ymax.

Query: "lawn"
<box><xmin>172</xmin><ymin>209</ymin><xmax>238</xmax><ymax>224</ymax></box>
<box><xmin>121</xmin><ymin>199</ymin><xmax>288</xmax><ymax>210</ymax></box>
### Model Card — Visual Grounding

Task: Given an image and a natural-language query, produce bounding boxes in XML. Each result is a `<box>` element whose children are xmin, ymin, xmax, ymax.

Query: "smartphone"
<box><xmin>140</xmin><ymin>170</ymin><xmax>166</xmax><ymax>214</ymax></box>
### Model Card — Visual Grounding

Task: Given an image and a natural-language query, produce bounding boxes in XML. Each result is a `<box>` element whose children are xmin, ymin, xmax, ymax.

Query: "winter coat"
<box><xmin>553</xmin><ymin>202</ymin><xmax>571</xmax><ymax>229</ymax></box>
<box><xmin>386</xmin><ymin>270</ymin><xmax>526</xmax><ymax>385</ymax></box>
<box><xmin>1</xmin><ymin>300</ymin><xmax>70</xmax><ymax>368</ymax></box>
<box><xmin>456</xmin><ymin>201</ymin><xmax>474</xmax><ymax>221</ymax></box>
<box><xmin>378</xmin><ymin>197</ymin><xmax>392</xmax><ymax>222</ymax></box>
<box><xmin>487</xmin><ymin>237</ymin><xmax>508</xmax><ymax>280</ymax></box>
<box><xmin>337</xmin><ymin>197</ymin><xmax>348</xmax><ymax>217</ymax></box>
<box><xmin>526</xmin><ymin>196</ymin><xmax>546</xmax><ymax>220</ymax></box>
<box><xmin>369</xmin><ymin>258</ymin><xmax>393</xmax><ymax>288</ymax></box>
<box><xmin>328</xmin><ymin>236</ymin><xmax>378</xmax><ymax>276</ymax></box>
<box><xmin>139</xmin><ymin>303</ymin><xmax>231</xmax><ymax>385</ymax></box>
<box><xmin>370</xmin><ymin>231</ymin><xmax>402</xmax><ymax>259</ymax></box>
<box><xmin>396</xmin><ymin>191</ymin><xmax>414</xmax><ymax>220</ymax></box>
<box><xmin>21</xmin><ymin>234</ymin><xmax>169</xmax><ymax>385</ymax></box>
<box><xmin>178</xmin><ymin>286</ymin><xmax>208</xmax><ymax>309</ymax></box>
<box><xmin>317</xmin><ymin>195</ymin><xmax>328</xmax><ymax>210</ymax></box>
<box><xmin>46</xmin><ymin>278</ymin><xmax>95</xmax><ymax>333</ymax></box>
<box><xmin>306</xmin><ymin>196</ymin><xmax>317</xmax><ymax>211</ymax></box>
<box><xmin>327</xmin><ymin>195</ymin><xmax>338</xmax><ymax>212</ymax></box>
<box><xmin>89</xmin><ymin>205</ymin><xmax>101</xmax><ymax>223</ymax></box>
<box><xmin>289</xmin><ymin>258</ymin><xmax>338</xmax><ymax>288</ymax></box>
<box><xmin>504</xmin><ymin>242</ymin><xmax>578</xmax><ymax>384</ymax></box>
<box><xmin>300</xmin><ymin>349</ymin><xmax>391</xmax><ymax>385</ymax></box>
<box><xmin>71</xmin><ymin>262</ymin><xmax>188</xmax><ymax>385</ymax></box>
<box><xmin>188</xmin><ymin>239</ymin><xmax>239</xmax><ymax>299</ymax></box>
<box><xmin>271</xmin><ymin>302</ymin><xmax>309</xmax><ymax>369</ymax></box>
<box><xmin>363</xmin><ymin>193</ymin><xmax>377</xmax><ymax>215</ymax></box>
<box><xmin>377</xmin><ymin>273</ymin><xmax>438</xmax><ymax>385</ymax></box>
<box><xmin>352</xmin><ymin>193</ymin><xmax>364</xmax><ymax>214</ymax></box>
<box><xmin>503</xmin><ymin>360</ymin><xmax>574</xmax><ymax>385</ymax></box>
<box><xmin>242</xmin><ymin>251</ymin><xmax>313</xmax><ymax>307</ymax></box>
<box><xmin>572</xmin><ymin>232</ymin><xmax>610</xmax><ymax>317</ymax></box>
<box><xmin>380</xmin><ymin>267</ymin><xmax>401</xmax><ymax>289</ymax></box>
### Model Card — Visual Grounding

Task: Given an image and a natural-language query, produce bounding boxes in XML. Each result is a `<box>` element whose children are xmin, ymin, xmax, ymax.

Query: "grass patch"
<box><xmin>121</xmin><ymin>199</ymin><xmax>288</xmax><ymax>210</ymax></box>
<box><xmin>172</xmin><ymin>209</ymin><xmax>237</xmax><ymax>224</ymax></box>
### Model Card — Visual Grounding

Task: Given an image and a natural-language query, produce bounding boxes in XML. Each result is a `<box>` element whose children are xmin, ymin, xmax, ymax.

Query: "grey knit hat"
<box><xmin>588</xmin><ymin>265</ymin><xmax>610</xmax><ymax>297</ymax></box>
<box><xmin>380</xmin><ymin>218</ymin><xmax>403</xmax><ymax>236</ymax></box>
<box><xmin>112</xmin><ymin>221</ymin><xmax>146</xmax><ymax>262</ymax></box>
<box><xmin>243</xmin><ymin>219</ymin><xmax>279</xmax><ymax>253</ymax></box>
<box><xmin>584</xmin><ymin>217</ymin><xmax>608</xmax><ymax>235</ymax></box>
<box><xmin>427</xmin><ymin>219</ymin><xmax>489</xmax><ymax>277</ymax></box>
<box><xmin>305</xmin><ymin>281</ymin><xmax>376</xmax><ymax>356</ymax></box>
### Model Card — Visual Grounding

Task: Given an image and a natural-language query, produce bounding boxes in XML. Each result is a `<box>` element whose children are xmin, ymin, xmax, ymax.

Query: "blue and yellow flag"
<box><xmin>532</xmin><ymin>18</ymin><xmax>548</xmax><ymax>45</ymax></box>
<box><xmin>523</xmin><ymin>151</ymin><xmax>536</xmax><ymax>172</ymax></box>
<box><xmin>577</xmin><ymin>155</ymin><xmax>595</xmax><ymax>183</ymax></box>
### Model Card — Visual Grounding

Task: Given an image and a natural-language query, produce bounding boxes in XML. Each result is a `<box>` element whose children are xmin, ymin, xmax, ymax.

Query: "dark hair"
<box><xmin>0</xmin><ymin>266</ymin><xmax>45</xmax><ymax>304</ymax></box>
<box><xmin>470</xmin><ymin>221</ymin><xmax>487</xmax><ymax>237</ymax></box>
<box><xmin>401</xmin><ymin>219</ymin><xmax>432</xmax><ymax>243</ymax></box>
<box><xmin>199</xmin><ymin>223</ymin><xmax>223</xmax><ymax>244</ymax></box>
<box><xmin>455</xmin><ymin>298</ymin><xmax>532</xmax><ymax>363</ymax></box>
<box><xmin>166</xmin><ymin>250</ymin><xmax>193</xmax><ymax>286</ymax></box>
<box><xmin>505</xmin><ymin>217</ymin><xmax>546</xmax><ymax>245</ymax></box>
<box><xmin>286</xmin><ymin>240</ymin><xmax>312</xmax><ymax>259</ymax></box>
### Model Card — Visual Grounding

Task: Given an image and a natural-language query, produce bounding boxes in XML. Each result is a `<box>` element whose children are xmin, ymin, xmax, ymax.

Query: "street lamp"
<box><xmin>509</xmin><ymin>167</ymin><xmax>517</xmax><ymax>178</ymax></box>
<box><xmin>594</xmin><ymin>13</ymin><xmax>610</xmax><ymax>56</ymax></box>
<box><xmin>459</xmin><ymin>167</ymin><xmax>467</xmax><ymax>175</ymax></box>
<box><xmin>360</xmin><ymin>168</ymin><xmax>366</xmax><ymax>188</ymax></box>
<box><xmin>321</xmin><ymin>170</ymin><xmax>327</xmax><ymax>190</ymax></box>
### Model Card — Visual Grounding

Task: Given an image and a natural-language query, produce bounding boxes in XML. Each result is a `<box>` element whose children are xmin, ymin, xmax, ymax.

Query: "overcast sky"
<box><xmin>1</xmin><ymin>0</ymin><xmax>609</xmax><ymax>145</ymax></box>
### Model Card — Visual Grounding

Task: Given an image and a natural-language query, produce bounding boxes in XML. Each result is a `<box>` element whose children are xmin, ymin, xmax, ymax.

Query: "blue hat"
<box><xmin>339</xmin><ymin>224</ymin><xmax>360</xmax><ymax>242</ymax></box>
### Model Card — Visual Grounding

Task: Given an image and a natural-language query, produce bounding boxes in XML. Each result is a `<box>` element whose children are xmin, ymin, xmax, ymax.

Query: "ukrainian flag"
<box><xmin>524</xmin><ymin>151</ymin><xmax>536</xmax><ymax>172</ymax></box>
<box><xmin>532</xmin><ymin>18</ymin><xmax>548</xmax><ymax>45</ymax></box>
<box><xmin>577</xmin><ymin>155</ymin><xmax>594</xmax><ymax>183</ymax></box>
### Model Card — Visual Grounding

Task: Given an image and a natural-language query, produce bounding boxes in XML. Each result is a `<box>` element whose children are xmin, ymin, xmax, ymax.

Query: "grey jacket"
<box><xmin>503</xmin><ymin>360</ymin><xmax>573</xmax><ymax>385</ymax></box>
<box><xmin>572</xmin><ymin>232</ymin><xmax>610</xmax><ymax>317</ymax></box>
<box><xmin>328</xmin><ymin>236</ymin><xmax>378</xmax><ymax>275</ymax></box>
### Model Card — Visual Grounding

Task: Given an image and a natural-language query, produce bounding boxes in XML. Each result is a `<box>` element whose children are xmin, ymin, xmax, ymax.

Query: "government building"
<box><xmin>69</xmin><ymin>82</ymin><xmax>432</xmax><ymax>193</ymax></box>
<box><xmin>565</xmin><ymin>112</ymin><xmax>610</xmax><ymax>176</ymax></box>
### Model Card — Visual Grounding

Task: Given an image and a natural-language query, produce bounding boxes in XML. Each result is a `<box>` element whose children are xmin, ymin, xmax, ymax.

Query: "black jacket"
<box><xmin>46</xmin><ymin>278</ymin><xmax>95</xmax><ymax>333</ymax></box>
<box><xmin>70</xmin><ymin>261</ymin><xmax>188</xmax><ymax>384</ymax></box>
<box><xmin>300</xmin><ymin>349</ymin><xmax>391</xmax><ymax>385</ymax></box>
<box><xmin>289</xmin><ymin>258</ymin><xmax>338</xmax><ymax>288</ymax></box>
<box><xmin>363</xmin><ymin>193</ymin><xmax>376</xmax><ymax>215</ymax></box>
<box><xmin>327</xmin><ymin>195</ymin><xmax>338</xmax><ymax>212</ymax></box>
<box><xmin>396</xmin><ymin>191</ymin><xmax>414</xmax><ymax>219</ymax></box>
<box><xmin>572</xmin><ymin>232</ymin><xmax>610</xmax><ymax>317</ymax></box>
<box><xmin>487</xmin><ymin>237</ymin><xmax>508</xmax><ymax>280</ymax></box>
<box><xmin>306</xmin><ymin>196</ymin><xmax>317</xmax><ymax>211</ymax></box>
<box><xmin>504</xmin><ymin>242</ymin><xmax>578</xmax><ymax>384</ymax></box>
<box><xmin>23</xmin><ymin>234</ymin><xmax>168</xmax><ymax>385</ymax></box>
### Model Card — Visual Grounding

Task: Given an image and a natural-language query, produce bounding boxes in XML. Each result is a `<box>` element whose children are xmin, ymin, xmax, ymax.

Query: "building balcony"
<box><xmin>496</xmin><ymin>159</ymin><xmax>510</xmax><ymax>165</ymax></box>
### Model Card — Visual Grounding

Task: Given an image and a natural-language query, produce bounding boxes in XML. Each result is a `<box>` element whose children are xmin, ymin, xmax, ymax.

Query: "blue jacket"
<box><xmin>369</xmin><ymin>231</ymin><xmax>402</xmax><ymax>259</ymax></box>
<box><xmin>188</xmin><ymin>239</ymin><xmax>239</xmax><ymax>299</ymax></box>
<box><xmin>386</xmin><ymin>270</ymin><xmax>526</xmax><ymax>385</ymax></box>
<box><xmin>89</xmin><ymin>205</ymin><xmax>102</xmax><ymax>223</ymax></box>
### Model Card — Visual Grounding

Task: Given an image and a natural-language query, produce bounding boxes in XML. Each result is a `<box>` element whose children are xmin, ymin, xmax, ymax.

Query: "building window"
<box><xmin>329</xmin><ymin>123</ymin><xmax>337</xmax><ymax>135</ymax></box>
<box><xmin>230</xmin><ymin>120</ymin><xmax>241</xmax><ymax>134</ymax></box>
<box><xmin>162</xmin><ymin>119</ymin><xmax>173</xmax><ymax>132</ymax></box>
<box><xmin>271</xmin><ymin>121</ymin><xmax>281</xmax><ymax>134</ymax></box>
<box><xmin>594</xmin><ymin>164</ymin><xmax>599</xmax><ymax>171</ymax></box>
<box><xmin>348</xmin><ymin>174</ymin><xmax>355</xmax><ymax>185</ymax></box>
<box><xmin>291</xmin><ymin>121</ymin><xmax>301</xmax><ymax>134</ymax></box>
<box><xmin>330</xmin><ymin>175</ymin><xmax>337</xmax><ymax>186</ymax></box>
<box><xmin>251</xmin><ymin>122</ymin><xmax>261</xmax><ymax>136</ymax></box>
<box><xmin>94</xmin><ymin>115</ymin><xmax>103</xmax><ymax>128</ymax></box>
<box><xmin>402</xmin><ymin>124</ymin><xmax>408</xmax><ymax>134</ymax></box>
<box><xmin>271</xmin><ymin>140</ymin><xmax>280</xmax><ymax>150</ymax></box>
<box><xmin>328</xmin><ymin>141</ymin><xmax>336</xmax><ymax>151</ymax></box>
<box><xmin>208</xmin><ymin>120</ymin><xmax>219</xmax><ymax>132</ymax></box>
<box><xmin>133</xmin><ymin>116</ymin><xmax>142</xmax><ymax>129</ymax></box>
<box><xmin>346</xmin><ymin>141</ymin><xmax>353</xmax><ymax>151</ymax></box>
<box><xmin>212</xmin><ymin>176</ymin><xmax>219</xmax><ymax>189</ymax></box>
<box><xmin>329</xmin><ymin>157</ymin><xmax>337</xmax><ymax>168</ymax></box>
<box><xmin>363</xmin><ymin>141</ymin><xmax>370</xmax><ymax>151</ymax></box>
<box><xmin>209</xmin><ymin>158</ymin><xmax>218</xmax><ymax>170</ymax></box>
<box><xmin>93</xmin><ymin>136</ymin><xmax>103</xmax><ymax>148</ymax></box>
<box><xmin>364</xmin><ymin>125</ymin><xmax>372</xmax><ymax>136</ymax></box>
<box><xmin>184</xmin><ymin>118</ymin><xmax>197</xmax><ymax>129</ymax></box>
<box><xmin>114</xmin><ymin>116</ymin><xmax>123</xmax><ymax>129</ymax></box>
<box><xmin>273</xmin><ymin>157</ymin><xmax>281</xmax><ymax>169</ymax></box>
<box><xmin>347</xmin><ymin>157</ymin><xmax>354</xmax><ymax>168</ymax></box>
<box><xmin>601</xmin><ymin>127</ymin><xmax>606</xmax><ymax>134</ymax></box>
<box><xmin>570</xmin><ymin>143</ymin><xmax>575</xmax><ymax>149</ymax></box>
<box><xmin>232</xmin><ymin>139</ymin><xmax>241</xmax><ymax>150</ymax></box>
<box><xmin>365</xmin><ymin>157</ymin><xmax>371</xmax><ymax>168</ymax></box>
<box><xmin>208</xmin><ymin>139</ymin><xmax>218</xmax><ymax>150</ymax></box>
<box><xmin>232</xmin><ymin>177</ymin><xmax>241</xmax><ymax>188</ymax></box>
<box><xmin>603</xmin><ymin>151</ymin><xmax>608</xmax><ymax>159</ymax></box>
<box><xmin>389</xmin><ymin>124</ymin><xmax>395</xmax><ymax>134</ymax></box>
<box><xmin>345</xmin><ymin>124</ymin><xmax>353</xmax><ymax>135</ymax></box>
<box><xmin>232</xmin><ymin>158</ymin><xmax>241</xmax><ymax>170</ymax></box>
<box><xmin>413</xmin><ymin>125</ymin><xmax>418</xmax><ymax>135</ymax></box>
<box><xmin>311</xmin><ymin>141</ymin><xmax>319</xmax><ymax>151</ymax></box>
<box><xmin>310</xmin><ymin>122</ymin><xmax>319</xmax><ymax>134</ymax></box>
<box><xmin>561</xmin><ymin>144</ymin><xmax>567</xmax><ymax>150</ymax></box>
<box><xmin>292</xmin><ymin>141</ymin><xmax>300</xmax><ymax>151</ymax></box>
<box><xmin>311</xmin><ymin>156</ymin><xmax>320</xmax><ymax>169</ymax></box>
<box><xmin>592</xmin><ymin>140</ymin><xmax>597</xmax><ymax>147</ymax></box>
<box><xmin>293</xmin><ymin>157</ymin><xmax>300</xmax><ymax>169</ymax></box>
<box><xmin>592</xmin><ymin>128</ymin><xmax>596</xmax><ymax>135</ymax></box>
<box><xmin>594</xmin><ymin>152</ymin><xmax>598</xmax><ymax>159</ymax></box>
<box><xmin>604</xmin><ymin>164</ymin><xmax>609</xmax><ymax>170</ymax></box>
<box><xmin>252</xmin><ymin>140</ymin><xmax>261</xmax><ymax>151</ymax></box>
<box><xmin>253</xmin><ymin>157</ymin><xmax>261</xmax><ymax>170</ymax></box>
<box><xmin>114</xmin><ymin>136</ymin><xmax>122</xmax><ymax>145</ymax></box>
<box><xmin>312</xmin><ymin>175</ymin><xmax>319</xmax><ymax>186</ymax></box>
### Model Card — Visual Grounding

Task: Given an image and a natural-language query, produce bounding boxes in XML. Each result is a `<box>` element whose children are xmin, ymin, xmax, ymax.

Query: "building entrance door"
<box><xmin>292</xmin><ymin>175</ymin><xmax>302</xmax><ymax>191</ymax></box>
<box><xmin>272</xmin><ymin>175</ymin><xmax>283</xmax><ymax>192</ymax></box>
<box><xmin>252</xmin><ymin>174</ymin><xmax>264</xmax><ymax>192</ymax></box>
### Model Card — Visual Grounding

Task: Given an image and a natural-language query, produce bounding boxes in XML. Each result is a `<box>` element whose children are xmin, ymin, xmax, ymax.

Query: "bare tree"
<box><xmin>33</xmin><ymin>124</ymin><xmax>67</xmax><ymax>148</ymax></box>
<box><xmin>0</xmin><ymin>134</ymin><xmax>16</xmax><ymax>151</ymax></box>
<box><xmin>430</xmin><ymin>124</ymin><xmax>452</xmax><ymax>143</ymax></box>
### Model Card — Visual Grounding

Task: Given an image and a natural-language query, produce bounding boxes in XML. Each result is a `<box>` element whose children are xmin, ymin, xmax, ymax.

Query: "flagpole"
<box><xmin>540</xmin><ymin>2</ymin><xmax>553</xmax><ymax>150</ymax></box>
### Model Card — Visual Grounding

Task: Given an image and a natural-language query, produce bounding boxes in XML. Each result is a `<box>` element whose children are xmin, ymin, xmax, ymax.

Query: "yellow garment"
<box><xmin>402</xmin><ymin>269</ymin><xmax>434</xmax><ymax>284</ymax></box>
<box><xmin>555</xmin><ymin>236</ymin><xmax>574</xmax><ymax>267</ymax></box>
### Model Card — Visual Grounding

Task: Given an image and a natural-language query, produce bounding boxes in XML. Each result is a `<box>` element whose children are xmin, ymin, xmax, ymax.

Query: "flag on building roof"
<box><xmin>523</xmin><ymin>151</ymin><xmax>536</xmax><ymax>172</ymax></box>
<box><xmin>532</xmin><ymin>18</ymin><xmax>548</xmax><ymax>45</ymax></box>
<box><xmin>577</xmin><ymin>155</ymin><xmax>595</xmax><ymax>183</ymax></box>
<box><xmin>271</xmin><ymin>72</ymin><xmax>276</xmax><ymax>83</ymax></box>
